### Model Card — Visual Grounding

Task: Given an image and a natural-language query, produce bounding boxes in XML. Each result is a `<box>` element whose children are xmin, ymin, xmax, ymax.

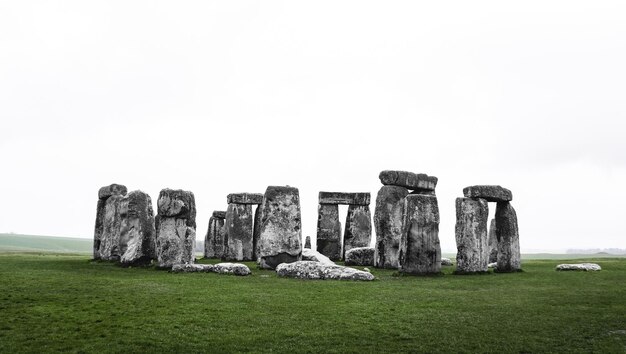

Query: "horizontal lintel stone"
<box><xmin>318</xmin><ymin>192</ymin><xmax>371</xmax><ymax>205</ymax></box>
<box><xmin>227</xmin><ymin>193</ymin><xmax>264</xmax><ymax>205</ymax></box>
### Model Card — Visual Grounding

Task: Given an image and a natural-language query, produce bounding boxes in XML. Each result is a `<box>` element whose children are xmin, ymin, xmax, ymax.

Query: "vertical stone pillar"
<box><xmin>204</xmin><ymin>211</ymin><xmax>226</xmax><ymax>259</ymax></box>
<box><xmin>316</xmin><ymin>204</ymin><xmax>342</xmax><ymax>261</ymax></box>
<box><xmin>343</xmin><ymin>205</ymin><xmax>372</xmax><ymax>259</ymax></box>
<box><xmin>258</xmin><ymin>186</ymin><xmax>302</xmax><ymax>269</ymax></box>
<box><xmin>252</xmin><ymin>204</ymin><xmax>263</xmax><ymax>261</ymax></box>
<box><xmin>223</xmin><ymin>204</ymin><xmax>254</xmax><ymax>261</ymax></box>
<box><xmin>399</xmin><ymin>194</ymin><xmax>441</xmax><ymax>275</ymax></box>
<box><xmin>495</xmin><ymin>202</ymin><xmax>521</xmax><ymax>272</ymax></box>
<box><xmin>304</xmin><ymin>236</ymin><xmax>312</xmax><ymax>249</ymax></box>
<box><xmin>488</xmin><ymin>218</ymin><xmax>498</xmax><ymax>263</ymax></box>
<box><xmin>454</xmin><ymin>197</ymin><xmax>489</xmax><ymax>274</ymax></box>
<box><xmin>99</xmin><ymin>195</ymin><xmax>125</xmax><ymax>261</ymax></box>
<box><xmin>373</xmin><ymin>185</ymin><xmax>408</xmax><ymax>268</ymax></box>
<box><xmin>155</xmin><ymin>189</ymin><xmax>196</xmax><ymax>268</ymax></box>
<box><xmin>119</xmin><ymin>190</ymin><xmax>157</xmax><ymax>266</ymax></box>
<box><xmin>93</xmin><ymin>184</ymin><xmax>127</xmax><ymax>260</ymax></box>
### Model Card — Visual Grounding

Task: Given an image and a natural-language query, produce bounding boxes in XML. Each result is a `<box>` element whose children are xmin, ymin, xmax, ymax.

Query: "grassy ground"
<box><xmin>0</xmin><ymin>254</ymin><xmax>624</xmax><ymax>353</ymax></box>
<box><xmin>0</xmin><ymin>234</ymin><xmax>92</xmax><ymax>254</ymax></box>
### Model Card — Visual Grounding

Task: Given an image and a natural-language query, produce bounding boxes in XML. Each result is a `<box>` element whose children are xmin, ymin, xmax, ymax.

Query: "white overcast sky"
<box><xmin>1</xmin><ymin>1</ymin><xmax>625</xmax><ymax>252</ymax></box>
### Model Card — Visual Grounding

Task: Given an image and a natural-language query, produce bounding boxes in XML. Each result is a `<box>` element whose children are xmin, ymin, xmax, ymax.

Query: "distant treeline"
<box><xmin>566</xmin><ymin>248</ymin><xmax>626</xmax><ymax>255</ymax></box>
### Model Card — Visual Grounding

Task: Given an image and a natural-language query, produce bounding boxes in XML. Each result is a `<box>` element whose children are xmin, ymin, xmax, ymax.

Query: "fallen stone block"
<box><xmin>556</xmin><ymin>263</ymin><xmax>601</xmax><ymax>271</ymax></box>
<box><xmin>171</xmin><ymin>264</ymin><xmax>214</xmax><ymax>273</ymax></box>
<box><xmin>345</xmin><ymin>247</ymin><xmax>375</xmax><ymax>266</ymax></box>
<box><xmin>441</xmin><ymin>258</ymin><xmax>453</xmax><ymax>266</ymax></box>
<box><xmin>213</xmin><ymin>262</ymin><xmax>251</xmax><ymax>276</ymax></box>
<box><xmin>276</xmin><ymin>261</ymin><xmax>375</xmax><ymax>281</ymax></box>
<box><xmin>301</xmin><ymin>248</ymin><xmax>335</xmax><ymax>265</ymax></box>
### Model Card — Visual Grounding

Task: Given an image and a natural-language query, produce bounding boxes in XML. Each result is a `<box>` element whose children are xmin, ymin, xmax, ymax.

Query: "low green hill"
<box><xmin>0</xmin><ymin>233</ymin><xmax>91</xmax><ymax>254</ymax></box>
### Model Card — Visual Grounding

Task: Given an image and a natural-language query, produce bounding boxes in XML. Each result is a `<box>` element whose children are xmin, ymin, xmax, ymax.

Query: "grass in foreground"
<box><xmin>0</xmin><ymin>254</ymin><xmax>625</xmax><ymax>353</ymax></box>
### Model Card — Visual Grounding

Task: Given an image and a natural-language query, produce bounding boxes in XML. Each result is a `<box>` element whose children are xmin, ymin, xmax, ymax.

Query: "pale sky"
<box><xmin>1</xmin><ymin>1</ymin><xmax>625</xmax><ymax>252</ymax></box>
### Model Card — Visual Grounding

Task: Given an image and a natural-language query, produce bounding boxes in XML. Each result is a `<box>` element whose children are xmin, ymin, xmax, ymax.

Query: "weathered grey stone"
<box><xmin>93</xmin><ymin>184</ymin><xmax>127</xmax><ymax>260</ymax></box>
<box><xmin>212</xmin><ymin>211</ymin><xmax>226</xmax><ymax>219</ymax></box>
<box><xmin>399</xmin><ymin>194</ymin><xmax>441</xmax><ymax>275</ymax></box>
<box><xmin>227</xmin><ymin>193</ymin><xmax>264</xmax><ymax>205</ymax></box>
<box><xmin>257</xmin><ymin>186</ymin><xmax>303</xmax><ymax>269</ymax></box>
<box><xmin>374</xmin><ymin>185</ymin><xmax>409</xmax><ymax>268</ymax></box>
<box><xmin>170</xmin><ymin>263</ymin><xmax>251</xmax><ymax>275</ymax></box>
<box><xmin>345</xmin><ymin>247</ymin><xmax>375</xmax><ymax>266</ymax></box>
<box><xmin>304</xmin><ymin>236</ymin><xmax>311</xmax><ymax>249</ymax></box>
<box><xmin>488</xmin><ymin>218</ymin><xmax>498</xmax><ymax>263</ymax></box>
<box><xmin>343</xmin><ymin>205</ymin><xmax>372</xmax><ymax>259</ymax></box>
<box><xmin>223</xmin><ymin>203</ymin><xmax>254</xmax><ymax>261</ymax></box>
<box><xmin>252</xmin><ymin>204</ymin><xmax>262</xmax><ymax>261</ymax></box>
<box><xmin>204</xmin><ymin>215</ymin><xmax>225</xmax><ymax>259</ymax></box>
<box><xmin>213</xmin><ymin>262</ymin><xmax>251</xmax><ymax>276</ymax></box>
<box><xmin>488</xmin><ymin>262</ymin><xmax>497</xmax><ymax>268</ymax></box>
<box><xmin>157</xmin><ymin>189</ymin><xmax>197</xmax><ymax>221</ymax></box>
<box><xmin>379</xmin><ymin>170</ymin><xmax>438</xmax><ymax>191</ymax></box>
<box><xmin>441</xmin><ymin>258</ymin><xmax>453</xmax><ymax>266</ymax></box>
<box><xmin>463</xmin><ymin>185</ymin><xmax>512</xmax><ymax>202</ymax></box>
<box><xmin>316</xmin><ymin>204</ymin><xmax>342</xmax><ymax>261</ymax></box>
<box><xmin>155</xmin><ymin>189</ymin><xmax>196</xmax><ymax>268</ymax></box>
<box><xmin>556</xmin><ymin>263</ymin><xmax>601</xmax><ymax>271</ymax></box>
<box><xmin>98</xmin><ymin>194</ymin><xmax>125</xmax><ymax>261</ymax></box>
<box><xmin>98</xmin><ymin>184</ymin><xmax>128</xmax><ymax>200</ymax></box>
<box><xmin>454</xmin><ymin>197</ymin><xmax>489</xmax><ymax>274</ymax></box>
<box><xmin>301</xmin><ymin>248</ymin><xmax>335</xmax><ymax>265</ymax></box>
<box><xmin>276</xmin><ymin>261</ymin><xmax>375</xmax><ymax>281</ymax></box>
<box><xmin>318</xmin><ymin>192</ymin><xmax>370</xmax><ymax>205</ymax></box>
<box><xmin>171</xmin><ymin>264</ymin><xmax>214</xmax><ymax>273</ymax></box>
<box><xmin>495</xmin><ymin>202</ymin><xmax>521</xmax><ymax>272</ymax></box>
<box><xmin>119</xmin><ymin>191</ymin><xmax>157</xmax><ymax>266</ymax></box>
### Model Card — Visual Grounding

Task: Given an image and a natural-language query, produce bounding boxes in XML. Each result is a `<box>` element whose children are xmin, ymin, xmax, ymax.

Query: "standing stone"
<box><xmin>93</xmin><ymin>184</ymin><xmax>127</xmax><ymax>260</ymax></box>
<box><xmin>399</xmin><ymin>194</ymin><xmax>441</xmax><ymax>275</ymax></box>
<box><xmin>374</xmin><ymin>185</ymin><xmax>409</xmax><ymax>268</ymax></box>
<box><xmin>223</xmin><ymin>203</ymin><xmax>254</xmax><ymax>261</ymax></box>
<box><xmin>304</xmin><ymin>235</ymin><xmax>311</xmax><ymax>249</ymax></box>
<box><xmin>488</xmin><ymin>218</ymin><xmax>498</xmax><ymax>263</ymax></box>
<box><xmin>257</xmin><ymin>186</ymin><xmax>302</xmax><ymax>269</ymax></box>
<box><xmin>99</xmin><ymin>194</ymin><xmax>125</xmax><ymax>261</ymax></box>
<box><xmin>204</xmin><ymin>212</ymin><xmax>226</xmax><ymax>259</ymax></box>
<box><xmin>495</xmin><ymin>202</ymin><xmax>521</xmax><ymax>272</ymax></box>
<box><xmin>316</xmin><ymin>204</ymin><xmax>342</xmax><ymax>261</ymax></box>
<box><xmin>343</xmin><ymin>205</ymin><xmax>372</xmax><ymax>259</ymax></box>
<box><xmin>119</xmin><ymin>191</ymin><xmax>157</xmax><ymax>266</ymax></box>
<box><xmin>454</xmin><ymin>197</ymin><xmax>489</xmax><ymax>274</ymax></box>
<box><xmin>155</xmin><ymin>189</ymin><xmax>196</xmax><ymax>268</ymax></box>
<box><xmin>252</xmin><ymin>204</ymin><xmax>263</xmax><ymax>261</ymax></box>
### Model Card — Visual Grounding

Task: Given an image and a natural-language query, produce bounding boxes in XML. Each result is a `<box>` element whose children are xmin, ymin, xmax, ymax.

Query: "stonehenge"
<box><xmin>454</xmin><ymin>185</ymin><xmax>521</xmax><ymax>274</ymax></box>
<box><xmin>257</xmin><ymin>186</ymin><xmax>303</xmax><ymax>269</ymax></box>
<box><xmin>119</xmin><ymin>190</ymin><xmax>157</xmax><ymax>266</ymax></box>
<box><xmin>204</xmin><ymin>211</ymin><xmax>226</xmax><ymax>259</ymax></box>
<box><xmin>155</xmin><ymin>189</ymin><xmax>197</xmax><ymax>269</ymax></box>
<box><xmin>316</xmin><ymin>191</ymin><xmax>372</xmax><ymax>261</ymax></box>
<box><xmin>90</xmin><ymin>173</ymin><xmax>523</xmax><ymax>280</ymax></box>
<box><xmin>399</xmin><ymin>194</ymin><xmax>442</xmax><ymax>275</ymax></box>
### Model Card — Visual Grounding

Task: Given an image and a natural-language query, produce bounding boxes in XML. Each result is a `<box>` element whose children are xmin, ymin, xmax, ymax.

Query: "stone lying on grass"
<box><xmin>213</xmin><ymin>262</ymin><xmax>251</xmax><ymax>276</ymax></box>
<box><xmin>276</xmin><ymin>261</ymin><xmax>375</xmax><ymax>281</ymax></box>
<box><xmin>556</xmin><ymin>263</ymin><xmax>601</xmax><ymax>271</ymax></box>
<box><xmin>345</xmin><ymin>247</ymin><xmax>375</xmax><ymax>266</ymax></box>
<box><xmin>301</xmin><ymin>248</ymin><xmax>335</xmax><ymax>265</ymax></box>
<box><xmin>170</xmin><ymin>262</ymin><xmax>251</xmax><ymax>275</ymax></box>
<box><xmin>171</xmin><ymin>264</ymin><xmax>214</xmax><ymax>273</ymax></box>
<box><xmin>488</xmin><ymin>262</ymin><xmax>497</xmax><ymax>268</ymax></box>
<box><xmin>441</xmin><ymin>258</ymin><xmax>453</xmax><ymax>266</ymax></box>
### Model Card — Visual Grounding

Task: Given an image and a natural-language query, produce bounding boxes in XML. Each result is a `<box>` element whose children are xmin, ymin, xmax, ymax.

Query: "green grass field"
<box><xmin>1</xmin><ymin>251</ymin><xmax>624</xmax><ymax>353</ymax></box>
